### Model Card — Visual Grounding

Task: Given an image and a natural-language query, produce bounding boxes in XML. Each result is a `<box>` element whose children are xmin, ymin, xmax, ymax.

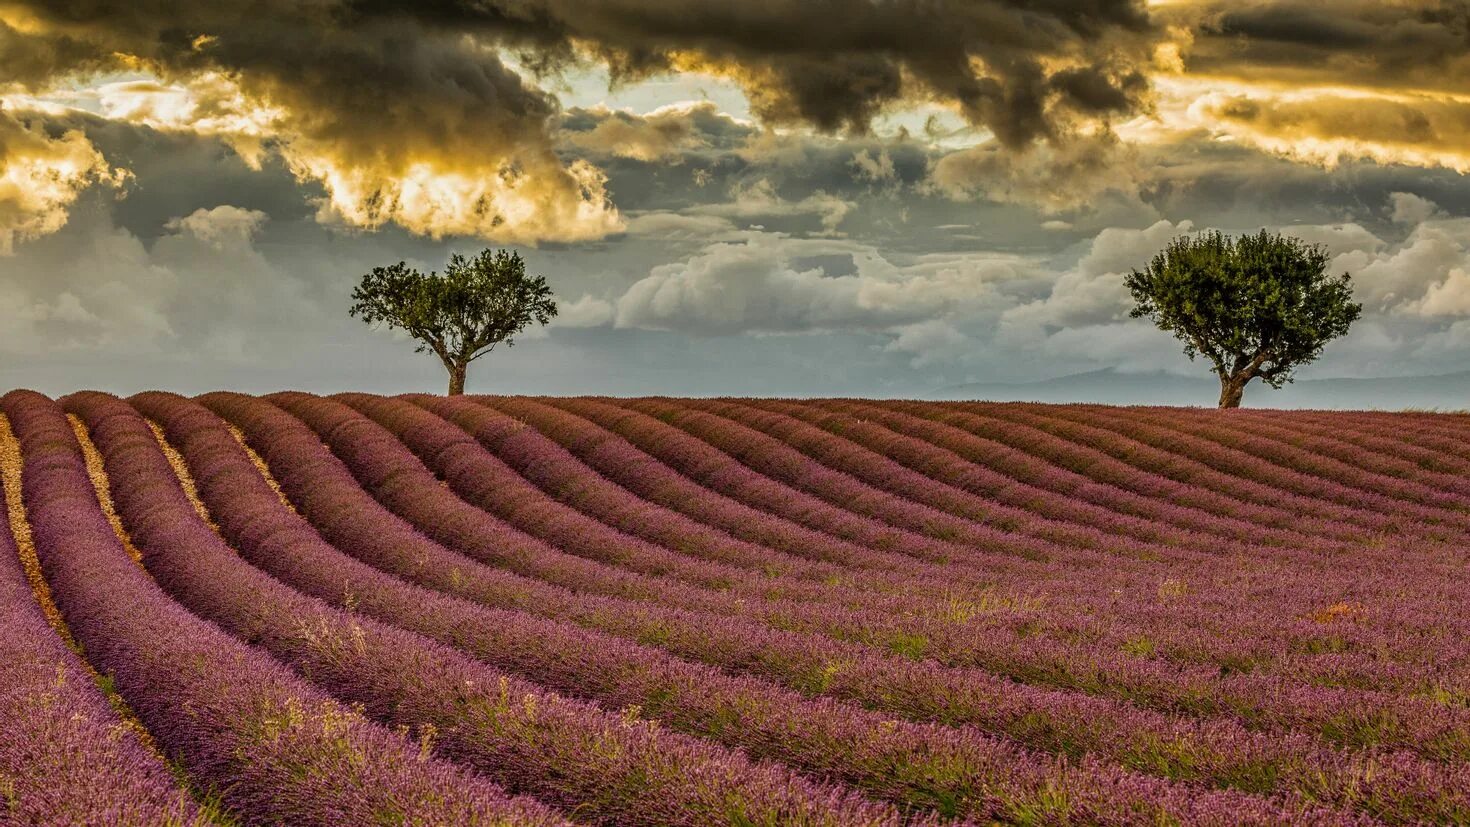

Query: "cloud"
<box><xmin>1191</xmin><ymin>91</ymin><xmax>1470</xmax><ymax>173</ymax></box>
<box><xmin>1341</xmin><ymin>217</ymin><xmax>1470</xmax><ymax>315</ymax></box>
<box><xmin>1390</xmin><ymin>192</ymin><xmax>1440</xmax><ymax>225</ymax></box>
<box><xmin>690</xmin><ymin>179</ymin><xmax>855</xmax><ymax>235</ymax></box>
<box><xmin>1000</xmin><ymin>219</ymin><xmax>1192</xmax><ymax>338</ymax></box>
<box><xmin>558</xmin><ymin>101</ymin><xmax>752</xmax><ymax>162</ymax></box>
<box><xmin>164</xmin><ymin>205</ymin><xmax>268</xmax><ymax>250</ymax></box>
<box><xmin>928</xmin><ymin>132</ymin><xmax>1140</xmax><ymax>212</ymax></box>
<box><xmin>0</xmin><ymin>107</ymin><xmax>126</xmax><ymax>253</ymax></box>
<box><xmin>2</xmin><ymin>6</ymin><xmax>623</xmax><ymax>245</ymax></box>
<box><xmin>554</xmin><ymin>294</ymin><xmax>617</xmax><ymax>328</ymax></box>
<box><xmin>1176</xmin><ymin>1</ymin><xmax>1470</xmax><ymax>98</ymax></box>
<box><xmin>612</xmin><ymin>231</ymin><xmax>1031</xmax><ymax>337</ymax></box>
<box><xmin>561</xmin><ymin>0</ymin><xmax>1157</xmax><ymax>143</ymax></box>
<box><xmin>882</xmin><ymin>319</ymin><xmax>971</xmax><ymax>368</ymax></box>
<box><xmin>0</xmin><ymin>199</ymin><xmax>315</xmax><ymax>360</ymax></box>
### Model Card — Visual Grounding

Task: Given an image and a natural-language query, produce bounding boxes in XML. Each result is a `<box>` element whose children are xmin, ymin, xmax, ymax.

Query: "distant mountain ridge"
<box><xmin>932</xmin><ymin>368</ymin><xmax>1470</xmax><ymax>410</ymax></box>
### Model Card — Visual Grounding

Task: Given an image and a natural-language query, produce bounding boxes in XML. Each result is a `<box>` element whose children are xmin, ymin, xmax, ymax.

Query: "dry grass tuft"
<box><xmin>227</xmin><ymin>423</ymin><xmax>298</xmax><ymax>513</ymax></box>
<box><xmin>0</xmin><ymin>414</ymin><xmax>72</xmax><ymax>642</ymax></box>
<box><xmin>147</xmin><ymin>420</ymin><xmax>218</xmax><ymax>528</ymax></box>
<box><xmin>1309</xmin><ymin>601</ymin><xmax>1367</xmax><ymax>624</ymax></box>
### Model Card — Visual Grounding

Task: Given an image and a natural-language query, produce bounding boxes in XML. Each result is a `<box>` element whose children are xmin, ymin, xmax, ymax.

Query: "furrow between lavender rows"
<box><xmin>86</xmin><ymin>391</ymin><xmax>920</xmax><ymax>827</ymax></box>
<box><xmin>2</xmin><ymin>390</ymin><xmax>563</xmax><ymax>827</ymax></box>
<box><xmin>267</xmin><ymin>392</ymin><xmax>1470</xmax><ymax>766</ymax></box>
<box><xmin>592</xmin><ymin>398</ymin><xmax>1466</xmax><ymax>686</ymax></box>
<box><xmin>194</xmin><ymin>390</ymin><xmax>1470</xmax><ymax>821</ymax></box>
<box><xmin>0</xmin><ymin>413</ymin><xmax>202</xmax><ymax>826</ymax></box>
<box><xmin>141</xmin><ymin>391</ymin><xmax>1389</xmax><ymax>825</ymax></box>
<box><xmin>730</xmin><ymin>396</ymin><xmax>1307</xmax><ymax>550</ymax></box>
<box><xmin>1163</xmin><ymin>409</ymin><xmax>1470</xmax><ymax>499</ymax></box>
<box><xmin>499</xmin><ymin>396</ymin><xmax>1470</xmax><ymax>687</ymax></box>
<box><xmin>961</xmin><ymin>402</ymin><xmax>1464</xmax><ymax>537</ymax></box>
<box><xmin>1041</xmin><ymin>404</ymin><xmax>1470</xmax><ymax>521</ymax></box>
<box><xmin>885</xmin><ymin>401</ymin><xmax>1404</xmax><ymax>538</ymax></box>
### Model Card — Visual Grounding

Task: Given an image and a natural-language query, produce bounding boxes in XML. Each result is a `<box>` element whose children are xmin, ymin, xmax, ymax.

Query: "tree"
<box><xmin>1125</xmin><ymin>230</ymin><xmax>1361</xmax><ymax>408</ymax></box>
<box><xmin>350</xmin><ymin>249</ymin><xmax>557</xmax><ymax>395</ymax></box>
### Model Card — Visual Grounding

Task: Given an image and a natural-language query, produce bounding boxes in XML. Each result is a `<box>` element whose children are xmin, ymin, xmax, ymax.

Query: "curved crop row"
<box><xmin>1202</xmin><ymin>410</ymin><xmax>1470</xmax><ymax>500</ymax></box>
<box><xmin>332</xmin><ymin>391</ymin><xmax>1033</xmax><ymax>620</ymax></box>
<box><xmin>777</xmin><ymin>397</ymin><xmax>1320</xmax><ymax>549</ymax></box>
<box><xmin>256</xmin><ymin>393</ymin><xmax>1470</xmax><ymax>770</ymax></box>
<box><xmin>140</xmin><ymin>391</ymin><xmax>1369</xmax><ymax>824</ymax></box>
<box><xmin>0</xmin><ymin>414</ymin><xmax>199</xmax><ymax>826</ymax></box>
<box><xmin>1073</xmin><ymin>405</ymin><xmax>1470</xmax><ymax>520</ymax></box>
<box><xmin>885</xmin><ymin>401</ymin><xmax>1388</xmax><ymax>538</ymax></box>
<box><xmin>506</xmin><ymin>397</ymin><xmax>1457</xmax><ymax>695</ymax></box>
<box><xmin>82</xmin><ymin>391</ymin><xmax>902</xmax><ymax>827</ymax></box>
<box><xmin>2</xmin><ymin>390</ymin><xmax>560</xmax><ymax>826</ymax></box>
<box><xmin>742</xmin><ymin>401</ymin><xmax>1470</xmax><ymax>681</ymax></box>
<box><xmin>424</xmin><ymin>394</ymin><xmax>1135</xmax><ymax>600</ymax></box>
<box><xmin>187</xmin><ymin>393</ymin><xmax>1470</xmax><ymax>823</ymax></box>
<box><xmin>595</xmin><ymin>400</ymin><xmax>1439</xmax><ymax>690</ymax></box>
<box><xmin>944</xmin><ymin>403</ymin><xmax>1433</xmax><ymax>537</ymax></box>
<box><xmin>616</xmin><ymin>398</ymin><xmax>1142</xmax><ymax>564</ymax></box>
<box><xmin>458</xmin><ymin>395</ymin><xmax>979</xmax><ymax>569</ymax></box>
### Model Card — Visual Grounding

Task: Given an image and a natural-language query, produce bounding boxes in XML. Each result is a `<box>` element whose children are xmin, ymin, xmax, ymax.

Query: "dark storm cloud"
<box><xmin>1178</xmin><ymin>0</ymin><xmax>1470</xmax><ymax>93</ymax></box>
<box><xmin>3</xmin><ymin>0</ymin><xmax>1160</xmax><ymax>148</ymax></box>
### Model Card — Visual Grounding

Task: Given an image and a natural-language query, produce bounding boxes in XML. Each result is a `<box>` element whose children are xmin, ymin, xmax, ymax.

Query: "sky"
<box><xmin>3</xmin><ymin>1</ymin><xmax>1470</xmax><ymax>401</ymax></box>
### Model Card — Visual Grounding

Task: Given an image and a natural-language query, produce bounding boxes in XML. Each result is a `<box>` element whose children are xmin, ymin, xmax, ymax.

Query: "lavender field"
<box><xmin>3</xmin><ymin>391</ymin><xmax>1469</xmax><ymax>825</ymax></box>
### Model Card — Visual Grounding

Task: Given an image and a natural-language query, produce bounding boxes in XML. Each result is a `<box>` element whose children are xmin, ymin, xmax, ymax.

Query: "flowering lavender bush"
<box><xmin>8</xmin><ymin>389</ymin><xmax>1470</xmax><ymax>824</ymax></box>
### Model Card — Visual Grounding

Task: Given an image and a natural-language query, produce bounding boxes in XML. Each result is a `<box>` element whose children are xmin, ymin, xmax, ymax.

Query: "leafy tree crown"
<box><xmin>349</xmin><ymin>249</ymin><xmax>557</xmax><ymax>367</ymax></box>
<box><xmin>1125</xmin><ymin>229</ymin><xmax>1361</xmax><ymax>388</ymax></box>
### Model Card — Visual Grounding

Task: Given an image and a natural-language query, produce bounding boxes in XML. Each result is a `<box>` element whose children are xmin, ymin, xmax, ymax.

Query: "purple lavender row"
<box><xmin>1251</xmin><ymin>410</ymin><xmax>1470</xmax><ymax>487</ymax></box>
<box><xmin>419</xmin><ymin>394</ymin><xmax>963</xmax><ymax>576</ymax></box>
<box><xmin>948</xmin><ymin>402</ymin><xmax>1447</xmax><ymax>538</ymax></box>
<box><xmin>611</xmin><ymin>397</ymin><xmax>1189</xmax><ymax>568</ymax></box>
<box><xmin>0</xmin><ymin>414</ymin><xmax>201</xmax><ymax>826</ymax></box>
<box><xmin>424</xmin><ymin>393</ymin><xmax>1129</xmax><ymax>593</ymax></box>
<box><xmin>335</xmin><ymin>394</ymin><xmax>1236</xmax><ymax>672</ymax></box>
<box><xmin>883</xmin><ymin>400</ymin><xmax>1395</xmax><ymax>538</ymax></box>
<box><xmin>3</xmin><ymin>390</ymin><xmax>562</xmax><ymax>826</ymax></box>
<box><xmin>532</xmin><ymin>399</ymin><xmax>1252</xmax><ymax>614</ymax></box>
<box><xmin>1155</xmin><ymin>408</ymin><xmax>1470</xmax><ymax>501</ymax></box>
<box><xmin>543</xmin><ymin>395</ymin><xmax>1134</xmax><ymax>565</ymax></box>
<box><xmin>732</xmin><ymin>397</ymin><xmax>1358</xmax><ymax>546</ymax></box>
<box><xmin>145</xmin><ymin>392</ymin><xmax>1361</xmax><ymax>825</ymax></box>
<box><xmin>1135</xmin><ymin>406</ymin><xmax>1470</xmax><ymax>504</ymax></box>
<box><xmin>1084</xmin><ymin>405</ymin><xmax>1470</xmax><ymax>517</ymax></box>
<box><xmin>464</xmin><ymin>394</ymin><xmax>983</xmax><ymax>568</ymax></box>
<box><xmin>496</xmin><ymin>397</ymin><xmax>1463</xmax><ymax>695</ymax></box>
<box><xmin>732</xmin><ymin>396</ymin><xmax>1273</xmax><ymax>550</ymax></box>
<box><xmin>592</xmin><ymin>399</ymin><xmax>1428</xmax><ymax>683</ymax></box>
<box><xmin>689</xmin><ymin>400</ymin><xmax>1470</xmax><ymax>686</ymax></box>
<box><xmin>493</xmin><ymin>393</ymin><xmax>1160</xmax><ymax>565</ymax></box>
<box><xmin>328</xmin><ymin>390</ymin><xmax>1045</xmax><ymax>618</ymax></box>
<box><xmin>84</xmin><ymin>392</ymin><xmax>903</xmax><ymax>827</ymax></box>
<box><xmin>771</xmin><ymin>397</ymin><xmax>1336</xmax><ymax>548</ymax></box>
<box><xmin>1279</xmin><ymin>409</ymin><xmax>1470</xmax><ymax>483</ymax></box>
<box><xmin>194</xmin><ymin>392</ymin><xmax>1470</xmax><ymax>822</ymax></box>
<box><xmin>252</xmin><ymin>393</ymin><xmax>1470</xmax><ymax>770</ymax></box>
<box><xmin>536</xmin><ymin>402</ymin><xmax>1470</xmax><ymax>745</ymax></box>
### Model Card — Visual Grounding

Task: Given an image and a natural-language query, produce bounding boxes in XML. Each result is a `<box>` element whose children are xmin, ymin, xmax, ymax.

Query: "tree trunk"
<box><xmin>1218</xmin><ymin>373</ymin><xmax>1248</xmax><ymax>409</ymax></box>
<box><xmin>447</xmin><ymin>362</ymin><xmax>467</xmax><ymax>396</ymax></box>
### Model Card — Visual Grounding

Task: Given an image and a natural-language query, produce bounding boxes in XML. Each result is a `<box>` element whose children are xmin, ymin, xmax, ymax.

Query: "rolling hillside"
<box><xmin>3</xmin><ymin>392</ymin><xmax>1469</xmax><ymax>825</ymax></box>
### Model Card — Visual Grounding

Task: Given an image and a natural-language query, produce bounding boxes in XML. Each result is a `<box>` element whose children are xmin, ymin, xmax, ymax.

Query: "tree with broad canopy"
<box><xmin>350</xmin><ymin>249</ymin><xmax>557</xmax><ymax>395</ymax></box>
<box><xmin>1126</xmin><ymin>230</ymin><xmax>1361</xmax><ymax>408</ymax></box>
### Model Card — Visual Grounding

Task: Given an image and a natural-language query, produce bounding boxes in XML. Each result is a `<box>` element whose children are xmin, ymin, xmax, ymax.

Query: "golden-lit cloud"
<box><xmin>559</xmin><ymin>102</ymin><xmax>726</xmax><ymax>162</ymax></box>
<box><xmin>2</xmin><ymin>0</ymin><xmax>1470</xmax><ymax>239</ymax></box>
<box><xmin>0</xmin><ymin>107</ymin><xmax>126</xmax><ymax>254</ymax></box>
<box><xmin>1</xmin><ymin>4</ymin><xmax>624</xmax><ymax>244</ymax></box>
